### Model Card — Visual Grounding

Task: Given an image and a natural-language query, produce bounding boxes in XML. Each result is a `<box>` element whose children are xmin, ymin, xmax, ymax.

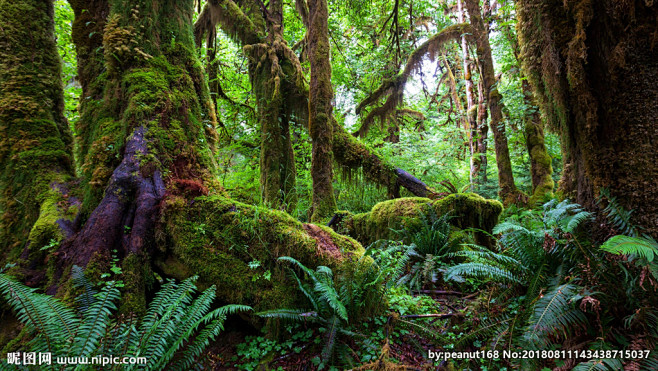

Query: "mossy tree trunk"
<box><xmin>246</xmin><ymin>0</ymin><xmax>302</xmax><ymax>213</ymax></box>
<box><xmin>465</xmin><ymin>0</ymin><xmax>522</xmax><ymax>205</ymax></box>
<box><xmin>517</xmin><ymin>0</ymin><xmax>658</xmax><ymax>236</ymax></box>
<box><xmin>499</xmin><ymin>18</ymin><xmax>555</xmax><ymax>204</ymax></box>
<box><xmin>0</xmin><ymin>0</ymin><xmax>74</xmax><ymax>262</ymax></box>
<box><xmin>471</xmin><ymin>78</ymin><xmax>489</xmax><ymax>187</ymax></box>
<box><xmin>456</xmin><ymin>0</ymin><xmax>480</xmax><ymax>189</ymax></box>
<box><xmin>522</xmin><ymin>80</ymin><xmax>554</xmax><ymax>204</ymax></box>
<box><xmin>62</xmin><ymin>0</ymin><xmax>222</xmax><ymax>312</ymax></box>
<box><xmin>307</xmin><ymin>0</ymin><xmax>337</xmax><ymax>221</ymax></box>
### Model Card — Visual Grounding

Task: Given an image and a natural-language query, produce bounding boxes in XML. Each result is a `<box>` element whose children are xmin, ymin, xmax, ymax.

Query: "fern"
<box><xmin>444</xmin><ymin>262</ymin><xmax>520</xmax><ymax>284</ymax></box>
<box><xmin>0</xmin><ymin>273</ymin><xmax>79</xmax><ymax>356</ymax></box>
<box><xmin>572</xmin><ymin>358</ymin><xmax>623</xmax><ymax>371</ymax></box>
<box><xmin>525</xmin><ymin>283</ymin><xmax>587</xmax><ymax>348</ymax></box>
<box><xmin>0</xmin><ymin>272</ymin><xmax>246</xmax><ymax>370</ymax></box>
<box><xmin>600</xmin><ymin>235</ymin><xmax>658</xmax><ymax>262</ymax></box>
<box><xmin>598</xmin><ymin>188</ymin><xmax>641</xmax><ymax>237</ymax></box>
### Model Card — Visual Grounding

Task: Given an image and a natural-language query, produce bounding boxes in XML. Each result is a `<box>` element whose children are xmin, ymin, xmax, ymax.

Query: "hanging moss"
<box><xmin>157</xmin><ymin>195</ymin><xmax>363</xmax><ymax>311</ymax></box>
<box><xmin>336</xmin><ymin>193</ymin><xmax>503</xmax><ymax>247</ymax></box>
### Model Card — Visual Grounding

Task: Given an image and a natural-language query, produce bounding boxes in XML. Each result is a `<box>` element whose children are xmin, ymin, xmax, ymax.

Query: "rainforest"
<box><xmin>0</xmin><ymin>0</ymin><xmax>657</xmax><ymax>370</ymax></box>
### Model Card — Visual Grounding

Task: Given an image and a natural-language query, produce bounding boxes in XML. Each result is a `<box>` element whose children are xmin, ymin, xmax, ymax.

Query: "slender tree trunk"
<box><xmin>471</xmin><ymin>74</ymin><xmax>489</xmax><ymax>187</ymax></box>
<box><xmin>0</xmin><ymin>0</ymin><xmax>74</xmax><ymax>262</ymax></box>
<box><xmin>517</xmin><ymin>0</ymin><xmax>658</xmax><ymax>236</ymax></box>
<box><xmin>499</xmin><ymin>15</ymin><xmax>555</xmax><ymax>204</ymax></box>
<box><xmin>246</xmin><ymin>0</ymin><xmax>299</xmax><ymax>213</ymax></box>
<box><xmin>307</xmin><ymin>0</ymin><xmax>337</xmax><ymax>221</ymax></box>
<box><xmin>465</xmin><ymin>0</ymin><xmax>522</xmax><ymax>205</ymax></box>
<box><xmin>457</xmin><ymin>0</ymin><xmax>479</xmax><ymax>189</ymax></box>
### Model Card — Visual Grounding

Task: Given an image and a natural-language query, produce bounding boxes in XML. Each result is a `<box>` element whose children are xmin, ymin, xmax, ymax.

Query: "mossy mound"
<box><xmin>336</xmin><ymin>193</ymin><xmax>503</xmax><ymax>246</ymax></box>
<box><xmin>157</xmin><ymin>195</ymin><xmax>363</xmax><ymax>312</ymax></box>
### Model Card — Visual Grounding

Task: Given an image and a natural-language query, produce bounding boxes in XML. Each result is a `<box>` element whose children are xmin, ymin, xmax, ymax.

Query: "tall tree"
<box><xmin>307</xmin><ymin>0</ymin><xmax>337</xmax><ymax>221</ymax></box>
<box><xmin>516</xmin><ymin>0</ymin><xmax>658</xmax><ymax>235</ymax></box>
<box><xmin>456</xmin><ymin>0</ymin><xmax>483</xmax><ymax>188</ymax></box>
<box><xmin>464</xmin><ymin>0</ymin><xmax>523</xmax><ymax>205</ymax></box>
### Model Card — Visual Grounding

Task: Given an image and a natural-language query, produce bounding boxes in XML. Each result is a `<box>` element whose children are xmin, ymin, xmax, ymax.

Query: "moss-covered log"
<box><xmin>157</xmin><ymin>194</ymin><xmax>363</xmax><ymax>311</ymax></box>
<box><xmin>331</xmin><ymin>193</ymin><xmax>503</xmax><ymax>247</ymax></box>
<box><xmin>307</xmin><ymin>0</ymin><xmax>337</xmax><ymax>221</ymax></box>
<box><xmin>516</xmin><ymin>0</ymin><xmax>658</xmax><ymax>236</ymax></box>
<box><xmin>0</xmin><ymin>0</ymin><xmax>74</xmax><ymax>260</ymax></box>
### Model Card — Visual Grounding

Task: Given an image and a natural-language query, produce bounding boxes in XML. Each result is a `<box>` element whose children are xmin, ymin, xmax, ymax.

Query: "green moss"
<box><xmin>157</xmin><ymin>195</ymin><xmax>363</xmax><ymax>311</ymax></box>
<box><xmin>0</xmin><ymin>0</ymin><xmax>73</xmax><ymax>259</ymax></box>
<box><xmin>341</xmin><ymin>193</ymin><xmax>503</xmax><ymax>247</ymax></box>
<box><xmin>119</xmin><ymin>253</ymin><xmax>148</xmax><ymax>316</ymax></box>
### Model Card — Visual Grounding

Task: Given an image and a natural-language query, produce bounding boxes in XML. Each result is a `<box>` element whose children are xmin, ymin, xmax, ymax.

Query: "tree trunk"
<box><xmin>307</xmin><ymin>0</ymin><xmax>337</xmax><ymax>221</ymax></box>
<box><xmin>457</xmin><ymin>0</ymin><xmax>479</xmax><ymax>189</ymax></box>
<box><xmin>497</xmin><ymin>12</ymin><xmax>555</xmax><ymax>204</ymax></box>
<box><xmin>464</xmin><ymin>0</ymin><xmax>522</xmax><ymax>205</ymax></box>
<box><xmin>471</xmin><ymin>77</ymin><xmax>489</xmax><ymax>187</ymax></box>
<box><xmin>522</xmin><ymin>80</ymin><xmax>554</xmax><ymax>204</ymax></box>
<box><xmin>0</xmin><ymin>0</ymin><xmax>74</xmax><ymax>262</ymax></box>
<box><xmin>516</xmin><ymin>0</ymin><xmax>658</xmax><ymax>236</ymax></box>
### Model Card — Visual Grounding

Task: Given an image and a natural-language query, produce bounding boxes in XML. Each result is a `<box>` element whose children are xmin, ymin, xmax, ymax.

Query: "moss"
<box><xmin>0</xmin><ymin>0</ymin><xmax>73</xmax><ymax>259</ymax></box>
<box><xmin>157</xmin><ymin>195</ymin><xmax>363</xmax><ymax>311</ymax></box>
<box><xmin>340</xmin><ymin>193</ymin><xmax>503</xmax><ymax>247</ymax></box>
<box><xmin>119</xmin><ymin>253</ymin><xmax>148</xmax><ymax>316</ymax></box>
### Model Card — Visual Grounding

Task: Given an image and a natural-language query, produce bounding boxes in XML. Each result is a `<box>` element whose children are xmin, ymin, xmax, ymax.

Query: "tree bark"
<box><xmin>464</xmin><ymin>0</ymin><xmax>522</xmax><ymax>205</ymax></box>
<box><xmin>516</xmin><ymin>0</ymin><xmax>658</xmax><ymax>236</ymax></box>
<box><xmin>307</xmin><ymin>0</ymin><xmax>337</xmax><ymax>221</ymax></box>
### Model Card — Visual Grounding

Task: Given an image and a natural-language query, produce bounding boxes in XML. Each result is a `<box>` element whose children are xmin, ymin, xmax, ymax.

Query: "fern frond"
<box><xmin>493</xmin><ymin>221</ymin><xmax>530</xmax><ymax>235</ymax></box>
<box><xmin>168</xmin><ymin>317</ymin><xmax>225</xmax><ymax>371</ymax></box>
<box><xmin>73</xmin><ymin>281</ymin><xmax>120</xmax><ymax>357</ymax></box>
<box><xmin>444</xmin><ymin>263</ymin><xmax>520</xmax><ymax>284</ymax></box>
<box><xmin>320</xmin><ymin>315</ymin><xmax>340</xmax><ymax>366</ymax></box>
<box><xmin>71</xmin><ymin>265</ymin><xmax>97</xmax><ymax>314</ymax></box>
<box><xmin>0</xmin><ymin>274</ymin><xmax>78</xmax><ymax>355</ymax></box>
<box><xmin>314</xmin><ymin>277</ymin><xmax>348</xmax><ymax>321</ymax></box>
<box><xmin>454</xmin><ymin>315</ymin><xmax>512</xmax><ymax>348</ymax></box>
<box><xmin>153</xmin><ymin>285</ymin><xmax>219</xmax><ymax>369</ymax></box>
<box><xmin>256</xmin><ymin>308</ymin><xmax>317</xmax><ymax>322</ymax></box>
<box><xmin>525</xmin><ymin>283</ymin><xmax>586</xmax><ymax>348</ymax></box>
<box><xmin>571</xmin><ymin>358</ymin><xmax>623</xmax><ymax>371</ymax></box>
<box><xmin>600</xmin><ymin>235</ymin><xmax>658</xmax><ymax>262</ymax></box>
<box><xmin>564</xmin><ymin>211</ymin><xmax>594</xmax><ymax>233</ymax></box>
<box><xmin>278</xmin><ymin>256</ymin><xmax>316</xmax><ymax>278</ymax></box>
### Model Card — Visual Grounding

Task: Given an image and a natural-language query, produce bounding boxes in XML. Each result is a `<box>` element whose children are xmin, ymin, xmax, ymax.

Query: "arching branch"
<box><xmin>355</xmin><ymin>23</ymin><xmax>472</xmax><ymax>138</ymax></box>
<box><xmin>194</xmin><ymin>0</ymin><xmax>262</xmax><ymax>47</ymax></box>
